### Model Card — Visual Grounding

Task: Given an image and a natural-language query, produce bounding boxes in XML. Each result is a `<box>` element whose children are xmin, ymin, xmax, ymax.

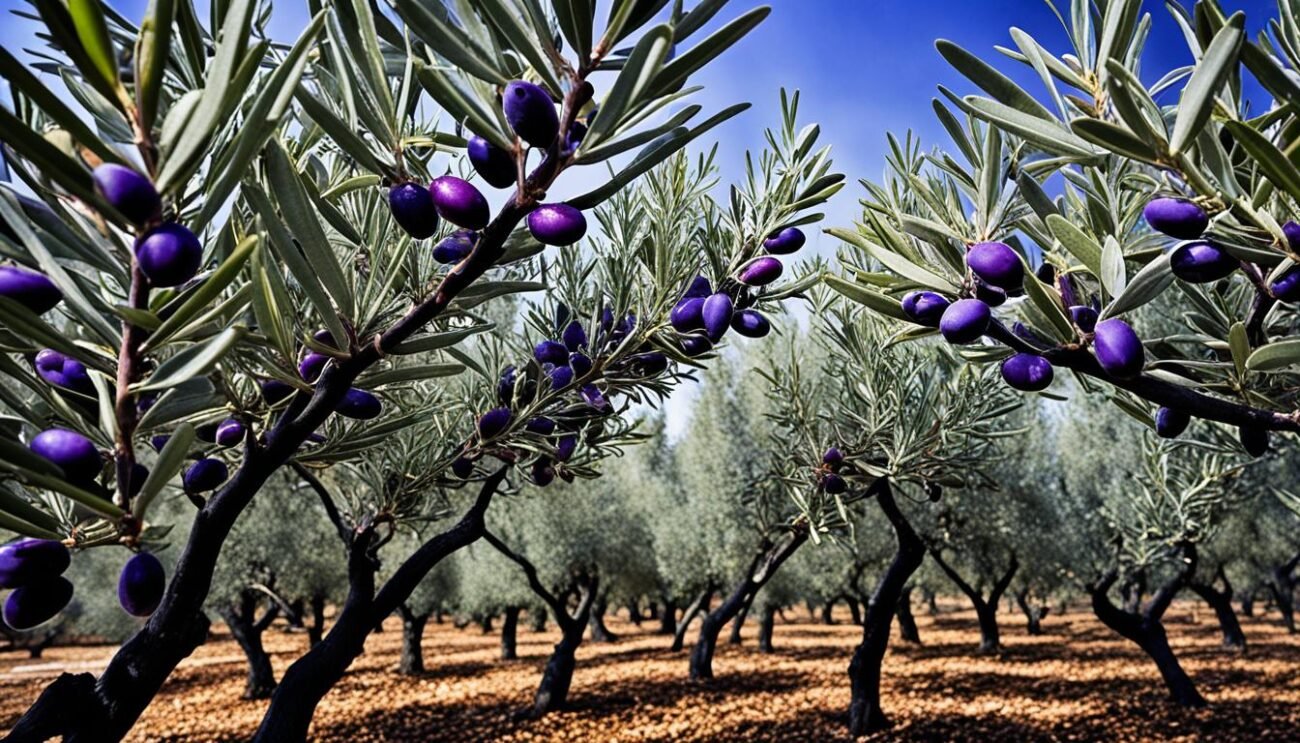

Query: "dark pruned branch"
<box><xmin>291</xmin><ymin>461</ymin><xmax>351</xmax><ymax>548</ymax></box>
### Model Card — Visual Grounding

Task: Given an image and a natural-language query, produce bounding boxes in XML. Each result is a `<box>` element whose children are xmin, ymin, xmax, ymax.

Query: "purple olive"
<box><xmin>569</xmin><ymin>352</ymin><xmax>593</xmax><ymax>377</ymax></box>
<box><xmin>135</xmin><ymin>222</ymin><xmax>201</xmax><ymax>288</ymax></box>
<box><xmin>527</xmin><ymin>204</ymin><xmax>587</xmax><ymax>246</ymax></box>
<box><xmin>335</xmin><ymin>388</ymin><xmax>382</xmax><ymax>420</ymax></box>
<box><xmin>1000</xmin><ymin>354</ymin><xmax>1054</xmax><ymax>392</ymax></box>
<box><xmin>451</xmin><ymin>456</ymin><xmax>474</xmax><ymax>479</ymax></box>
<box><xmin>563</xmin><ymin>121</ymin><xmax>587</xmax><ymax>156</ymax></box>
<box><xmin>261</xmin><ymin>380</ymin><xmax>294</xmax><ymax>405</ymax></box>
<box><xmin>526</xmin><ymin>417</ymin><xmax>556</xmax><ymax>435</ymax></box>
<box><xmin>531</xmin><ymin>458</ymin><xmax>556</xmax><ymax>487</ymax></box>
<box><xmin>702</xmin><ymin>292</ymin><xmax>733</xmax><ymax>342</ymax></box>
<box><xmin>1069</xmin><ymin>305</ymin><xmax>1099</xmax><ymax>333</ymax></box>
<box><xmin>679</xmin><ymin>335</ymin><xmax>711</xmax><ymax>357</ymax></box>
<box><xmin>822</xmin><ymin>448</ymin><xmax>843</xmax><ymax>470</ymax></box>
<box><xmin>118</xmin><ymin>552</ymin><xmax>165</xmax><ymax>617</ymax></box>
<box><xmin>739</xmin><ymin>257</ymin><xmax>783</xmax><ymax>286</ymax></box>
<box><xmin>902</xmin><ymin>291</ymin><xmax>950</xmax><ymax>327</ymax></box>
<box><xmin>2</xmin><ymin>576</ymin><xmax>73</xmax><ymax>630</ymax></box>
<box><xmin>93</xmin><ymin>164</ymin><xmax>161</xmax><ymax>226</ymax></box>
<box><xmin>149</xmin><ymin>435</ymin><xmax>170</xmax><ymax>452</ymax></box>
<box><xmin>822</xmin><ymin>473</ymin><xmax>847</xmax><ymax>494</ymax></box>
<box><xmin>503</xmin><ymin>80</ymin><xmax>560</xmax><ymax>148</ymax></box>
<box><xmin>731</xmin><ymin>309</ymin><xmax>770</xmax><ymax>338</ymax></box>
<box><xmin>387</xmin><ymin>183</ymin><xmax>440</xmax><ymax>239</ymax></box>
<box><xmin>684</xmin><ymin>275</ymin><xmax>712</xmax><ymax>298</ymax></box>
<box><xmin>1240</xmin><ymin>426</ymin><xmax>1269</xmax><ymax>456</ymax></box>
<box><xmin>974</xmin><ymin>281</ymin><xmax>1007</xmax><ymax>307</ymax></box>
<box><xmin>629</xmin><ymin>352</ymin><xmax>669</xmax><ymax>376</ymax></box>
<box><xmin>562</xmin><ymin>321</ymin><xmax>588</xmax><ymax>352</ymax></box>
<box><xmin>214</xmin><ymin>418</ymin><xmax>244</xmax><ymax>447</ymax></box>
<box><xmin>670</xmin><ymin>297</ymin><xmax>705</xmax><ymax>332</ymax></box>
<box><xmin>939</xmin><ymin>299</ymin><xmax>990</xmax><ymax>344</ymax></box>
<box><xmin>30</xmin><ymin>429</ymin><xmax>100</xmax><ymax>485</ymax></box>
<box><xmin>432</xmin><ymin>229</ymin><xmax>477</xmax><ymax>264</ymax></box>
<box><xmin>1283</xmin><ymin>221</ymin><xmax>1300</xmax><ymax>251</ymax></box>
<box><xmin>763</xmin><ymin>227</ymin><xmax>806</xmax><ymax>255</ymax></box>
<box><xmin>550</xmin><ymin>365</ymin><xmax>574</xmax><ymax>390</ymax></box>
<box><xmin>1035</xmin><ymin>263</ymin><xmax>1057</xmax><ymax>285</ymax></box>
<box><xmin>183</xmin><ymin>458</ymin><xmax>228</xmax><ymax>493</ymax></box>
<box><xmin>1144</xmin><ymin>197</ymin><xmax>1208</xmax><ymax>240</ymax></box>
<box><xmin>299</xmin><ymin>352</ymin><xmax>329</xmax><ymax>383</ymax></box>
<box><xmin>1093</xmin><ymin>319</ymin><xmax>1144</xmax><ymax>379</ymax></box>
<box><xmin>0</xmin><ymin>266</ymin><xmax>62</xmax><ymax>314</ymax></box>
<box><xmin>33</xmin><ymin>349</ymin><xmax>93</xmax><ymax>394</ymax></box>
<box><xmin>1155</xmin><ymin>407</ymin><xmax>1190</xmax><ymax>439</ymax></box>
<box><xmin>497</xmin><ymin>366</ymin><xmax>518</xmax><ymax>404</ymax></box>
<box><xmin>478</xmin><ymin>407</ymin><xmax>512</xmax><ymax>439</ymax></box>
<box><xmin>467</xmin><ymin>135</ymin><xmax>516</xmax><ymax>189</ymax></box>
<box><xmin>1170</xmin><ymin>241</ymin><xmax>1237</xmax><ymax>283</ymax></box>
<box><xmin>580</xmin><ymin>384</ymin><xmax>610</xmax><ymax>411</ymax></box>
<box><xmin>429</xmin><ymin>176</ymin><xmax>489</xmax><ymax>230</ymax></box>
<box><xmin>555</xmin><ymin>434</ymin><xmax>577</xmax><ymax>462</ymax></box>
<box><xmin>0</xmin><ymin>539</ymin><xmax>70</xmax><ymax>589</ymax></box>
<box><xmin>534</xmin><ymin>339</ymin><xmax>569</xmax><ymax>366</ymax></box>
<box><xmin>1271</xmin><ymin>267</ymin><xmax>1300</xmax><ymax>303</ymax></box>
<box><xmin>967</xmin><ymin>242</ymin><xmax>1024</xmax><ymax>291</ymax></box>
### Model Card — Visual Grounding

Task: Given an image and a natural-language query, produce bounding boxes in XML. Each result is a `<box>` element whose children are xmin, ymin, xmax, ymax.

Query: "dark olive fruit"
<box><xmin>1093</xmin><ymin>319</ymin><xmax>1144</xmax><ymax>379</ymax></box>
<box><xmin>531</xmin><ymin>458</ymin><xmax>556</xmax><ymax>487</ymax></box>
<box><xmin>1283</xmin><ymin>221</ymin><xmax>1300</xmax><ymax>250</ymax></box>
<box><xmin>569</xmin><ymin>351</ymin><xmax>593</xmax><ymax>377</ymax></box>
<box><xmin>822</xmin><ymin>447</ymin><xmax>843</xmax><ymax>470</ymax></box>
<box><xmin>0</xmin><ymin>539</ymin><xmax>71</xmax><ymax>589</ymax></box>
<box><xmin>534</xmin><ymin>339</ymin><xmax>569</xmax><ymax>366</ymax></box>
<box><xmin>974</xmin><ymin>281</ymin><xmax>1007</xmax><ymax>307</ymax></box>
<box><xmin>1170</xmin><ymin>241</ymin><xmax>1237</xmax><ymax>283</ymax></box>
<box><xmin>550</xmin><ymin>365</ymin><xmax>574</xmax><ymax>390</ymax></box>
<box><xmin>629</xmin><ymin>352</ymin><xmax>669</xmax><ymax>376</ymax></box>
<box><xmin>503</xmin><ymin>80</ymin><xmax>560</xmax><ymax>148</ymax></box>
<box><xmin>939</xmin><ymin>299</ymin><xmax>990</xmax><ymax>344</ymax></box>
<box><xmin>1069</xmin><ymin>305</ymin><xmax>1098</xmax><ymax>333</ymax></box>
<box><xmin>731</xmin><ymin>309</ymin><xmax>770</xmax><ymax>338</ymax></box>
<box><xmin>822</xmin><ymin>473</ymin><xmax>847</xmax><ymax>494</ymax></box>
<box><xmin>739</xmin><ymin>257</ymin><xmax>783</xmax><ymax>286</ymax></box>
<box><xmin>118</xmin><ymin>552</ymin><xmax>165</xmax><ymax>617</ymax></box>
<box><xmin>33</xmin><ymin>349</ymin><xmax>93</xmax><ymax>394</ymax></box>
<box><xmin>430</xmin><ymin>176</ymin><xmax>489</xmax><ymax>230</ymax></box>
<box><xmin>335</xmin><ymin>388</ymin><xmax>382</xmax><ymax>420</ymax></box>
<box><xmin>1143</xmin><ymin>197</ymin><xmax>1208</xmax><ymax>240</ymax></box>
<box><xmin>466</xmin><ymin>135</ymin><xmax>516</xmax><ymax>189</ymax></box>
<box><xmin>478</xmin><ymin>407</ymin><xmax>512</xmax><ymax>439</ymax></box>
<box><xmin>702</xmin><ymin>292</ymin><xmax>734</xmax><ymax>342</ymax></box>
<box><xmin>670</xmin><ymin>297</ymin><xmax>705</xmax><ymax>331</ymax></box>
<box><xmin>1240</xmin><ymin>426</ymin><xmax>1269</xmax><ymax>457</ymax></box>
<box><xmin>684</xmin><ymin>275</ymin><xmax>712</xmax><ymax>299</ymax></box>
<box><xmin>1000</xmin><ymin>353</ymin><xmax>1054</xmax><ymax>392</ymax></box>
<box><xmin>299</xmin><ymin>352</ymin><xmax>329</xmax><ymax>382</ymax></box>
<box><xmin>1269</xmin><ymin>267</ymin><xmax>1300</xmax><ymax>303</ymax></box>
<box><xmin>432</xmin><ymin>229</ymin><xmax>477</xmax><ymax>264</ymax></box>
<box><xmin>497</xmin><ymin>366</ymin><xmax>518</xmax><ymax>404</ymax></box>
<box><xmin>195</xmin><ymin>423</ymin><xmax>218</xmax><ymax>443</ymax></box>
<box><xmin>526</xmin><ymin>203</ymin><xmax>587</xmax><ymax>246</ymax></box>
<box><xmin>183</xmin><ymin>458</ymin><xmax>228</xmax><ymax>493</ymax></box>
<box><xmin>1035</xmin><ymin>263</ymin><xmax>1057</xmax><ymax>285</ymax></box>
<box><xmin>680</xmin><ymin>335</ymin><xmax>711</xmax><ymax>357</ymax></box>
<box><xmin>525</xmin><ymin>417</ymin><xmax>556</xmax><ymax>435</ymax></box>
<box><xmin>92</xmin><ymin>164</ymin><xmax>161</xmax><ymax>226</ymax></box>
<box><xmin>312</xmin><ymin>328</ymin><xmax>339</xmax><ymax>348</ymax></box>
<box><xmin>150</xmin><ymin>435</ymin><xmax>169</xmax><ymax>453</ymax></box>
<box><xmin>555</xmin><ymin>434</ymin><xmax>577</xmax><ymax>462</ymax></box>
<box><xmin>135</xmin><ymin>222</ymin><xmax>202</xmax><ymax>287</ymax></box>
<box><xmin>451</xmin><ymin>456</ymin><xmax>474</xmax><ymax>479</ymax></box>
<box><xmin>967</xmin><ymin>242</ymin><xmax>1024</xmax><ymax>291</ymax></box>
<box><xmin>580</xmin><ymin>384</ymin><xmax>609</xmax><ymax>411</ymax></box>
<box><xmin>901</xmin><ymin>291</ymin><xmax>949</xmax><ymax>327</ymax></box>
<box><xmin>0</xmin><ymin>266</ymin><xmax>63</xmax><ymax>314</ymax></box>
<box><xmin>2</xmin><ymin>576</ymin><xmax>73</xmax><ymax>630</ymax></box>
<box><xmin>562</xmin><ymin>321</ymin><xmax>587</xmax><ymax>352</ymax></box>
<box><xmin>925</xmin><ymin>482</ymin><xmax>942</xmax><ymax>502</ymax></box>
<box><xmin>1155</xmin><ymin>407</ymin><xmax>1190</xmax><ymax>439</ymax></box>
<box><xmin>763</xmin><ymin>227</ymin><xmax>805</xmax><ymax>255</ymax></box>
<box><xmin>261</xmin><ymin>380</ymin><xmax>294</xmax><ymax>404</ymax></box>
<box><xmin>214</xmin><ymin>418</ymin><xmax>244</xmax><ymax>447</ymax></box>
<box><xmin>30</xmin><ymin>429</ymin><xmax>100</xmax><ymax>485</ymax></box>
<box><xmin>127</xmin><ymin>463</ymin><xmax>149</xmax><ymax>499</ymax></box>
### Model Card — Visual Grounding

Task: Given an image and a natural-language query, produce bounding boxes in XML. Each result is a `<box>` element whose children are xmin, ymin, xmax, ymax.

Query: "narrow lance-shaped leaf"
<box><xmin>1169</xmin><ymin>12</ymin><xmax>1245</xmax><ymax>156</ymax></box>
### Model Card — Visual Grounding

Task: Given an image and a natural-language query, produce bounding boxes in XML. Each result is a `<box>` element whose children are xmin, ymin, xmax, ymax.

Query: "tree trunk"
<box><xmin>1240</xmin><ymin>585</ymin><xmax>1256</xmax><ymax>618</ymax></box>
<box><xmin>925</xmin><ymin>588</ymin><xmax>939</xmax><ymax>616</ymax></box>
<box><xmin>529</xmin><ymin>607</ymin><xmax>547</xmax><ymax>632</ymax></box>
<box><xmin>657</xmin><ymin>596</ymin><xmax>676</xmax><ymax>636</ymax></box>
<box><xmin>501</xmin><ymin>606</ymin><xmax>520</xmax><ymax>661</ymax></box>
<box><xmin>896</xmin><ymin>586</ymin><xmax>921</xmax><ymax>644</ymax></box>
<box><xmin>929</xmin><ymin>549</ymin><xmax>1017</xmax><ymax>655</ymax></box>
<box><xmin>1189</xmin><ymin>582</ymin><xmax>1245</xmax><ymax>652</ymax></box>
<box><xmin>307</xmin><ymin>593</ymin><xmax>326</xmax><ymax>648</ymax></box>
<box><xmin>397</xmin><ymin>605</ymin><xmax>428</xmax><ymax>676</ymax></box>
<box><xmin>757</xmin><ymin>603</ymin><xmax>775</xmax><ymax>653</ymax></box>
<box><xmin>478</xmin><ymin>614</ymin><xmax>494</xmax><ymax>634</ymax></box>
<box><xmin>975</xmin><ymin>603</ymin><xmax>1001</xmax><ymax>654</ymax></box>
<box><xmin>671</xmin><ymin>587</ymin><xmax>712</xmax><ymax>652</ymax></box>
<box><xmin>626</xmin><ymin>600</ymin><xmax>643</xmax><ymax>626</ymax></box>
<box><xmin>820</xmin><ymin>599</ymin><xmax>837</xmax><ymax>625</ymax></box>
<box><xmin>728</xmin><ymin>601</ymin><xmax>750</xmax><ymax>645</ymax></box>
<box><xmin>218</xmin><ymin>590</ymin><xmax>279</xmax><ymax>700</ymax></box>
<box><xmin>285</xmin><ymin>598</ymin><xmax>306</xmax><ymax>632</ymax></box>
<box><xmin>1015</xmin><ymin>588</ymin><xmax>1046</xmax><ymax>636</ymax></box>
<box><xmin>587</xmin><ymin>596</ymin><xmax>618</xmax><ymax>643</ymax></box>
<box><xmin>534</xmin><ymin>625</ymin><xmax>582</xmax><ymax>716</ymax></box>
<box><xmin>1268</xmin><ymin>556</ymin><xmax>1298</xmax><ymax>634</ymax></box>
<box><xmin>846</xmin><ymin>596</ymin><xmax>862</xmax><ymax>626</ymax></box>
<box><xmin>689</xmin><ymin>527</ymin><xmax>808</xmax><ymax>681</ymax></box>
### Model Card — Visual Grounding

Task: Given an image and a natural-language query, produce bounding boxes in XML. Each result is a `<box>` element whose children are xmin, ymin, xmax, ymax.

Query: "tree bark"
<box><xmin>1189</xmin><ymin>578</ymin><xmax>1245</xmax><ymax>652</ymax></box>
<box><xmin>929</xmin><ymin>548</ymin><xmax>1018</xmax><ymax>654</ymax></box>
<box><xmin>657</xmin><ymin>596</ymin><xmax>677</xmax><ymax>636</ymax></box>
<box><xmin>689</xmin><ymin>526</ymin><xmax>808</xmax><ymax>681</ymax></box>
<box><xmin>501</xmin><ymin>606</ymin><xmax>520</xmax><ymax>661</ymax></box>
<box><xmin>587</xmin><ymin>595</ymin><xmax>618</xmax><ymax>643</ymax></box>
<box><xmin>307</xmin><ymin>593</ymin><xmax>326</xmax><ymax>648</ymax></box>
<box><xmin>626</xmin><ymin>599</ymin><xmax>643</xmax><ymax>626</ymax></box>
<box><xmin>727</xmin><ymin>601</ymin><xmax>750</xmax><ymax>645</ymax></box>
<box><xmin>528</xmin><ymin>607</ymin><xmax>547</xmax><ymax>632</ymax></box>
<box><xmin>820</xmin><ymin>598</ymin><xmax>837</xmax><ymax>625</ymax></box>
<box><xmin>896</xmin><ymin>585</ymin><xmax>921</xmax><ymax>644</ymax></box>
<box><xmin>847</xmin><ymin>480</ymin><xmax>924</xmax><ymax>736</ymax></box>
<box><xmin>846</xmin><ymin>595</ymin><xmax>863</xmax><ymax>626</ymax></box>
<box><xmin>396</xmin><ymin>605</ymin><xmax>429</xmax><ymax>676</ymax></box>
<box><xmin>1014</xmin><ymin>588</ymin><xmax>1048</xmax><ymax>636</ymax></box>
<box><xmin>757</xmin><ymin>603</ymin><xmax>775</xmax><ymax>653</ymax></box>
<box><xmin>671</xmin><ymin>587</ymin><xmax>713</xmax><ymax>652</ymax></box>
<box><xmin>218</xmin><ymin>590</ymin><xmax>279</xmax><ymax>699</ymax></box>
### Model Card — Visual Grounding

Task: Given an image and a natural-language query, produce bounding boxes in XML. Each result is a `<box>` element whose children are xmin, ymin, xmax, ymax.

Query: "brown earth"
<box><xmin>1</xmin><ymin>600</ymin><xmax>1297</xmax><ymax>742</ymax></box>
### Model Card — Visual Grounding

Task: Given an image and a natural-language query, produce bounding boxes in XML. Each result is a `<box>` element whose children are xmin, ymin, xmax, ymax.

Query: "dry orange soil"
<box><xmin>1</xmin><ymin>601</ymin><xmax>1297</xmax><ymax>741</ymax></box>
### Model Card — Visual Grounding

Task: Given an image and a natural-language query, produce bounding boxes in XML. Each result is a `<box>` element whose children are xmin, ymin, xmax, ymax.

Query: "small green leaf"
<box><xmin>133</xmin><ymin>423</ymin><xmax>194</xmax><ymax>518</ymax></box>
<box><xmin>824</xmin><ymin>275</ymin><xmax>909</xmax><ymax>322</ymax></box>
<box><xmin>1100</xmin><ymin>236</ymin><xmax>1126</xmax><ymax>300</ymax></box>
<box><xmin>651</xmin><ymin>7</ymin><xmax>770</xmax><ymax>96</ymax></box>
<box><xmin>360</xmin><ymin>364</ymin><xmax>465</xmax><ymax>387</ymax></box>
<box><xmin>936</xmin><ymin>39</ymin><xmax>1055</xmax><ymax>121</ymax></box>
<box><xmin>1228</xmin><ymin>321</ymin><xmax>1249</xmax><ymax>378</ymax></box>
<box><xmin>1169</xmin><ymin>12</ymin><xmax>1244</xmax><ymax>156</ymax></box>
<box><xmin>391</xmin><ymin>323</ymin><xmax>496</xmax><ymax>355</ymax></box>
<box><xmin>1245</xmin><ymin>338</ymin><xmax>1300</xmax><ymax>371</ymax></box>
<box><xmin>134</xmin><ymin>327</ymin><xmax>246</xmax><ymax>393</ymax></box>
<box><xmin>1046</xmin><ymin>214</ymin><xmax>1104</xmax><ymax>277</ymax></box>
<box><xmin>1102</xmin><ymin>251</ymin><xmax>1174</xmax><ymax>319</ymax></box>
<box><xmin>134</xmin><ymin>0</ymin><xmax>176</xmax><ymax>131</ymax></box>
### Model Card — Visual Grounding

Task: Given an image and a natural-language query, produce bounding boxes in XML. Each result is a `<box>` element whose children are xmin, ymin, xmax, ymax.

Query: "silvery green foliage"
<box><xmin>827</xmin><ymin>0</ymin><xmax>1300</xmax><ymax>446</ymax></box>
<box><xmin>381</xmin><ymin>530</ymin><xmax>461</xmax><ymax>619</ymax></box>
<box><xmin>453</xmin><ymin>543</ymin><xmax>533</xmax><ymax>620</ymax></box>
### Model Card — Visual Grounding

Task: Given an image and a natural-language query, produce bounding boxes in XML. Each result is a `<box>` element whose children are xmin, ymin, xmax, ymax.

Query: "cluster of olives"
<box><xmin>388</xmin><ymin>80</ymin><xmax>588</xmax><ymax>254</ymax></box>
<box><xmin>0</xmin><ymin>536</ymin><xmax>164</xmax><ymax>629</ymax></box>
<box><xmin>819</xmin><ymin>447</ymin><xmax>847</xmax><ymax>494</ymax></box>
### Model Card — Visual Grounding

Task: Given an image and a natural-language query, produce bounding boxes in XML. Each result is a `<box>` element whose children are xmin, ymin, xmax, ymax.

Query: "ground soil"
<box><xmin>1</xmin><ymin>600</ymin><xmax>1297</xmax><ymax>741</ymax></box>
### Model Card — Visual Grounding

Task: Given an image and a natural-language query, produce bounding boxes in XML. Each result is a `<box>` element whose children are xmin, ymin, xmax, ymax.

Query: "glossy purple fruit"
<box><xmin>0</xmin><ymin>539</ymin><xmax>70</xmax><ymax>589</ymax></box>
<box><xmin>214</xmin><ymin>418</ymin><xmax>244</xmax><ymax>447</ymax></box>
<box><xmin>387</xmin><ymin>183</ymin><xmax>438</xmax><ymax>240</ymax></box>
<box><xmin>467</xmin><ymin>135</ymin><xmax>516</xmax><ymax>189</ymax></box>
<box><xmin>1155</xmin><ymin>407</ymin><xmax>1190</xmax><ymax>439</ymax></box>
<box><xmin>684</xmin><ymin>275</ymin><xmax>712</xmax><ymax>299</ymax></box>
<box><xmin>1069</xmin><ymin>305</ymin><xmax>1099</xmax><ymax>333</ymax></box>
<box><xmin>739</xmin><ymin>257</ymin><xmax>783</xmax><ymax>286</ymax></box>
<box><xmin>478</xmin><ymin>407</ymin><xmax>512</xmax><ymax>439</ymax></box>
<box><xmin>451</xmin><ymin>456</ymin><xmax>474</xmax><ymax>479</ymax></box>
<box><xmin>1170</xmin><ymin>241</ymin><xmax>1237</xmax><ymax>283</ymax></box>
<box><xmin>1000</xmin><ymin>354</ymin><xmax>1054</xmax><ymax>392</ymax></box>
<box><xmin>93</xmin><ymin>164</ymin><xmax>161</xmax><ymax>226</ymax></box>
<box><xmin>680</xmin><ymin>335</ymin><xmax>711</xmax><ymax>357</ymax></box>
<box><xmin>126</xmin><ymin>463</ymin><xmax>148</xmax><ymax>499</ymax></box>
<box><xmin>671</xmin><ymin>297</ymin><xmax>705</xmax><ymax>331</ymax></box>
<box><xmin>503</xmin><ymin>80</ymin><xmax>560</xmax><ymax>148</ymax></box>
<box><xmin>763</xmin><ymin>227</ymin><xmax>806</xmax><ymax>255</ymax></box>
<box><xmin>0</xmin><ymin>266</ymin><xmax>62</xmax><ymax>314</ymax></box>
<box><xmin>702</xmin><ymin>293</ymin><xmax>734</xmax><ymax>342</ymax></box>
<box><xmin>335</xmin><ymin>388</ymin><xmax>382</xmax><ymax>420</ymax></box>
<box><xmin>939</xmin><ymin>299</ymin><xmax>990</xmax><ymax>344</ymax></box>
<box><xmin>261</xmin><ymin>380</ymin><xmax>294</xmax><ymax>404</ymax></box>
<box><xmin>30</xmin><ymin>429</ymin><xmax>100</xmax><ymax>485</ymax></box>
<box><xmin>183</xmin><ymin>458</ymin><xmax>228</xmax><ymax>493</ymax></box>
<box><xmin>550</xmin><ymin>365</ymin><xmax>574</xmax><ymax>390</ymax></box>
<box><xmin>1271</xmin><ymin>267</ymin><xmax>1300</xmax><ymax>302</ymax></box>
<box><xmin>535</xmin><ymin>339</ymin><xmax>569</xmax><ymax>366</ymax></box>
<box><xmin>135</xmin><ymin>222</ymin><xmax>201</xmax><ymax>288</ymax></box>
<box><xmin>570</xmin><ymin>352</ymin><xmax>593</xmax><ymax>377</ymax></box>
<box><xmin>526</xmin><ymin>417</ymin><xmax>556</xmax><ymax>435</ymax></box>
<box><xmin>497</xmin><ymin>366</ymin><xmax>518</xmax><ymax>404</ymax></box>
<box><xmin>967</xmin><ymin>242</ymin><xmax>1023</xmax><ymax>291</ymax></box>
<box><xmin>1144</xmin><ymin>197</ymin><xmax>1208</xmax><ymax>240</ymax></box>
<box><xmin>901</xmin><ymin>291</ymin><xmax>949</xmax><ymax>327</ymax></box>
<box><xmin>2</xmin><ymin>576</ymin><xmax>73</xmax><ymax>630</ymax></box>
<box><xmin>1035</xmin><ymin>263</ymin><xmax>1057</xmax><ymax>285</ymax></box>
<box><xmin>118</xmin><ymin>552</ymin><xmax>165</xmax><ymax>617</ymax></box>
<box><xmin>33</xmin><ymin>349</ymin><xmax>92</xmax><ymax>394</ymax></box>
<box><xmin>556</xmin><ymin>434</ymin><xmax>577</xmax><ymax>462</ymax></box>
<box><xmin>1093</xmin><ymin>319</ymin><xmax>1144</xmax><ymax>379</ymax></box>
<box><xmin>823</xmin><ymin>448</ymin><xmax>844</xmax><ymax>470</ymax></box>
<box><xmin>527</xmin><ymin>204</ymin><xmax>587</xmax><ymax>246</ymax></box>
<box><xmin>562</xmin><ymin>321</ymin><xmax>588</xmax><ymax>352</ymax></box>
<box><xmin>822</xmin><ymin>473</ymin><xmax>847</xmax><ymax>494</ymax></box>
<box><xmin>531</xmin><ymin>458</ymin><xmax>556</xmax><ymax>487</ymax></box>
<box><xmin>150</xmin><ymin>435</ymin><xmax>169</xmax><ymax>452</ymax></box>
<box><xmin>1283</xmin><ymin>221</ymin><xmax>1300</xmax><ymax>250</ymax></box>
<box><xmin>432</xmin><ymin>229</ymin><xmax>477</xmax><ymax>264</ymax></box>
<box><xmin>430</xmin><ymin>176</ymin><xmax>489</xmax><ymax>230</ymax></box>
<box><xmin>1240</xmin><ymin>426</ymin><xmax>1269</xmax><ymax>457</ymax></box>
<box><xmin>731</xmin><ymin>309</ymin><xmax>770</xmax><ymax>338</ymax></box>
<box><xmin>630</xmin><ymin>352</ymin><xmax>669</xmax><ymax>376</ymax></box>
<box><xmin>563</xmin><ymin>121</ymin><xmax>587</xmax><ymax>156</ymax></box>
<box><xmin>299</xmin><ymin>352</ymin><xmax>329</xmax><ymax>383</ymax></box>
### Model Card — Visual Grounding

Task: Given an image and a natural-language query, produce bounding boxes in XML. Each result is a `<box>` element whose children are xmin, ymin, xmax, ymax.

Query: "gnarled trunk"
<box><xmin>501</xmin><ymin>606</ymin><xmax>520</xmax><ymax>660</ymax></box>
<box><xmin>657</xmin><ymin>596</ymin><xmax>677</xmax><ymax>635</ymax></box>
<box><xmin>896</xmin><ymin>585</ymin><xmax>921</xmax><ymax>644</ymax></box>
<box><xmin>397</xmin><ymin>605</ymin><xmax>429</xmax><ymax>676</ymax></box>
<box><xmin>219</xmin><ymin>590</ymin><xmax>279</xmax><ymax>700</ymax></box>
<box><xmin>671</xmin><ymin>586</ymin><xmax>713</xmax><ymax>652</ymax></box>
<box><xmin>846</xmin><ymin>595</ymin><xmax>862</xmax><ymax>626</ymax></box>
<box><xmin>727</xmin><ymin>600</ymin><xmax>750</xmax><ymax>645</ymax></box>
<box><xmin>1014</xmin><ymin>588</ymin><xmax>1048</xmax><ymax>636</ymax></box>
<box><xmin>587</xmin><ymin>595</ymin><xmax>618</xmax><ymax>643</ymax></box>
<box><xmin>626</xmin><ymin>600</ymin><xmax>643</xmax><ymax>626</ymax></box>
<box><xmin>929</xmin><ymin>548</ymin><xmax>1018</xmax><ymax>654</ymax></box>
<box><xmin>1190</xmin><ymin>582</ymin><xmax>1245</xmax><ymax>651</ymax></box>
<box><xmin>757</xmin><ymin>603</ymin><xmax>776</xmax><ymax>653</ymax></box>
<box><xmin>820</xmin><ymin>598</ymin><xmax>837</xmax><ymax>625</ymax></box>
